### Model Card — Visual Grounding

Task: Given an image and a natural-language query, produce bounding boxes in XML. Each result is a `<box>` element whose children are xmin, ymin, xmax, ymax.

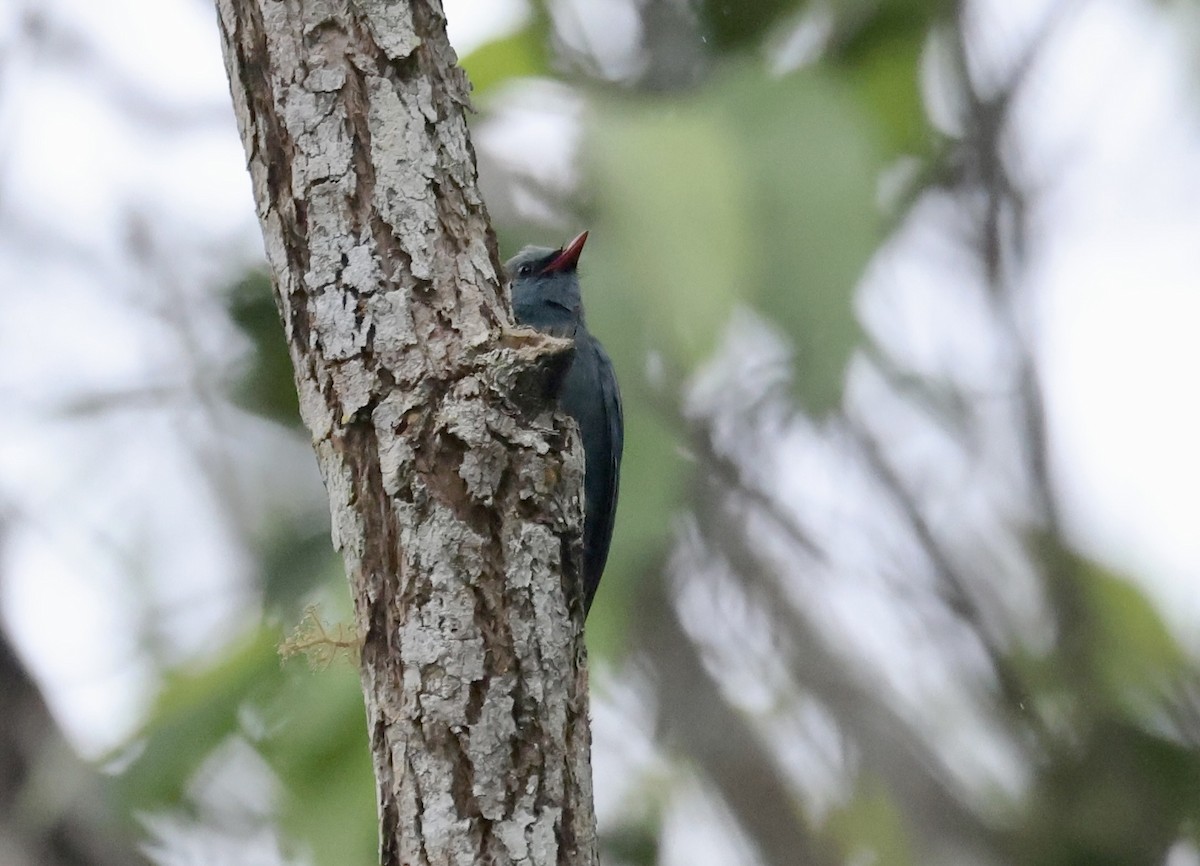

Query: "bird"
<box><xmin>506</xmin><ymin>231</ymin><xmax>623</xmax><ymax>617</ymax></box>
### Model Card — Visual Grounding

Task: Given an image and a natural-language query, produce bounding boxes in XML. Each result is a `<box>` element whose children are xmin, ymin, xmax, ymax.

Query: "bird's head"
<box><xmin>507</xmin><ymin>231</ymin><xmax>589</xmax><ymax>334</ymax></box>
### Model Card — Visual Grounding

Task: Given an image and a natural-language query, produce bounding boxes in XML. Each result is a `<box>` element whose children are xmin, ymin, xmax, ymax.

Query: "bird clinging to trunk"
<box><xmin>507</xmin><ymin>231</ymin><xmax>623</xmax><ymax>617</ymax></box>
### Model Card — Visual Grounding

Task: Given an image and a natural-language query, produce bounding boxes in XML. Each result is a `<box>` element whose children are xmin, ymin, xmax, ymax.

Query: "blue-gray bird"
<box><xmin>507</xmin><ymin>231</ymin><xmax>623</xmax><ymax>616</ymax></box>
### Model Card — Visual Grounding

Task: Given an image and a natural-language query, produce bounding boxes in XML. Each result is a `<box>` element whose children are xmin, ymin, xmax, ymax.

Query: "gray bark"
<box><xmin>213</xmin><ymin>3</ymin><xmax>597</xmax><ymax>865</ymax></box>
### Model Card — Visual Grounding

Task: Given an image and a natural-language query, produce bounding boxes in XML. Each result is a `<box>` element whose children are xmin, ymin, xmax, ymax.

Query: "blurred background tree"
<box><xmin>2</xmin><ymin>0</ymin><xmax>1200</xmax><ymax>864</ymax></box>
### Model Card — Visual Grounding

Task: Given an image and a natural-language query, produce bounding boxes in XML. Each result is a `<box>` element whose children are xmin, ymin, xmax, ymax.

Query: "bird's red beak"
<box><xmin>540</xmin><ymin>230</ymin><xmax>588</xmax><ymax>275</ymax></box>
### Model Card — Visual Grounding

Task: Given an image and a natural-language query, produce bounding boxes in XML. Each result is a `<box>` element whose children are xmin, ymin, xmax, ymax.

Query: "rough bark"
<box><xmin>213</xmin><ymin>3</ymin><xmax>597</xmax><ymax>865</ymax></box>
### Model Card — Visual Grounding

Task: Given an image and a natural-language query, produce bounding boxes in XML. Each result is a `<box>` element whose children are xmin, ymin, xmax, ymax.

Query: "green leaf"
<box><xmin>829</xmin><ymin>775</ymin><xmax>916</xmax><ymax>866</ymax></box>
<box><xmin>696</xmin><ymin>0</ymin><xmax>805</xmax><ymax>51</ymax></box>
<box><xmin>588</xmin><ymin>97</ymin><xmax>751</xmax><ymax>368</ymax></box>
<box><xmin>263</xmin><ymin>663</ymin><xmax>377</xmax><ymax>866</ymax></box>
<box><xmin>118</xmin><ymin>624</ymin><xmax>377</xmax><ymax>866</ymax></box>
<box><xmin>460</xmin><ymin>24</ymin><xmax>550</xmax><ymax>99</ymax></box>
<box><xmin>587</xmin><ymin>63</ymin><xmax>885</xmax><ymax>413</ymax></box>
<box><xmin>1019</xmin><ymin>720</ymin><xmax>1200</xmax><ymax>865</ymax></box>
<box><xmin>721</xmin><ymin>67</ymin><xmax>883</xmax><ymax>413</ymax></box>
<box><xmin>1078</xmin><ymin>560</ymin><xmax>1184</xmax><ymax>708</ymax></box>
<box><xmin>227</xmin><ymin>272</ymin><xmax>302</xmax><ymax>429</ymax></box>
<box><xmin>116</xmin><ymin>631</ymin><xmax>284</xmax><ymax>810</ymax></box>
<box><xmin>836</xmin><ymin>10</ymin><xmax>933</xmax><ymax>156</ymax></box>
<box><xmin>259</xmin><ymin>513</ymin><xmax>342</xmax><ymax>615</ymax></box>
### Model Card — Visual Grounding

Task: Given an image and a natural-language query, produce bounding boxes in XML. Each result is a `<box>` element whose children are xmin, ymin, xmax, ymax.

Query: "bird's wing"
<box><xmin>583</xmin><ymin>335</ymin><xmax>623</xmax><ymax>612</ymax></box>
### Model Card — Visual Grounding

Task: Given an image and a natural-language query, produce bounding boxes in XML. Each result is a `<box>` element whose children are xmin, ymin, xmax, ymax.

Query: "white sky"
<box><xmin>1026</xmin><ymin>0</ymin><xmax>1200</xmax><ymax>639</ymax></box>
<box><xmin>0</xmin><ymin>0</ymin><xmax>1197</xmax><ymax>780</ymax></box>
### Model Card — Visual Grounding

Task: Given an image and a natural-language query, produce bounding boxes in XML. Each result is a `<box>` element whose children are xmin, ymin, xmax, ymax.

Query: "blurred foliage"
<box><xmin>834</xmin><ymin>7</ymin><xmax>937</xmax><ymax>155</ymax></box>
<box><xmin>109</xmin><ymin>2</ymin><xmax>1200</xmax><ymax>866</ymax></box>
<box><xmin>588</xmin><ymin>64</ymin><xmax>881</xmax><ymax>412</ymax></box>
<box><xmin>258</xmin><ymin>514</ymin><xmax>343</xmax><ymax>616</ymax></box>
<box><xmin>460</xmin><ymin>12</ymin><xmax>551</xmax><ymax>99</ymax></box>
<box><xmin>829</xmin><ymin>777</ymin><xmax>917</xmax><ymax>866</ymax></box>
<box><xmin>1076</xmin><ymin>558</ymin><xmax>1185</xmax><ymax>707</ymax></box>
<box><xmin>117</xmin><ymin>632</ymin><xmax>283</xmax><ymax>811</ymax></box>
<box><xmin>228</xmin><ymin>272</ymin><xmax>302</xmax><ymax>430</ymax></box>
<box><xmin>1017</xmin><ymin>718</ymin><xmax>1200</xmax><ymax>866</ymax></box>
<box><xmin>696</xmin><ymin>0</ymin><xmax>805</xmax><ymax>50</ymax></box>
<box><xmin>260</xmin><ymin>654</ymin><xmax>376</xmax><ymax>866</ymax></box>
<box><xmin>584</xmin><ymin>402</ymin><xmax>684</xmax><ymax>656</ymax></box>
<box><xmin>120</xmin><ymin>630</ymin><xmax>376</xmax><ymax>866</ymax></box>
<box><xmin>600</xmin><ymin>821</ymin><xmax>660</xmax><ymax>866</ymax></box>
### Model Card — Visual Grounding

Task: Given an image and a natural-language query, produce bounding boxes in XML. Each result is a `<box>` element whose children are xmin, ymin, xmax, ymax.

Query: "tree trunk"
<box><xmin>213</xmin><ymin>3</ymin><xmax>597</xmax><ymax>865</ymax></box>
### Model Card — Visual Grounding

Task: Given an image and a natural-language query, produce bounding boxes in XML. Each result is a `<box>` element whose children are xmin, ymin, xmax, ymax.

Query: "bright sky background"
<box><xmin>0</xmin><ymin>0</ymin><xmax>1197</xmax><ymax>778</ymax></box>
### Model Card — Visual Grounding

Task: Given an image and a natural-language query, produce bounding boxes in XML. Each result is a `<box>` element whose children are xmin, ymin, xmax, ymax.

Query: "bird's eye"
<box><xmin>517</xmin><ymin>264</ymin><xmax>533</xmax><ymax>277</ymax></box>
